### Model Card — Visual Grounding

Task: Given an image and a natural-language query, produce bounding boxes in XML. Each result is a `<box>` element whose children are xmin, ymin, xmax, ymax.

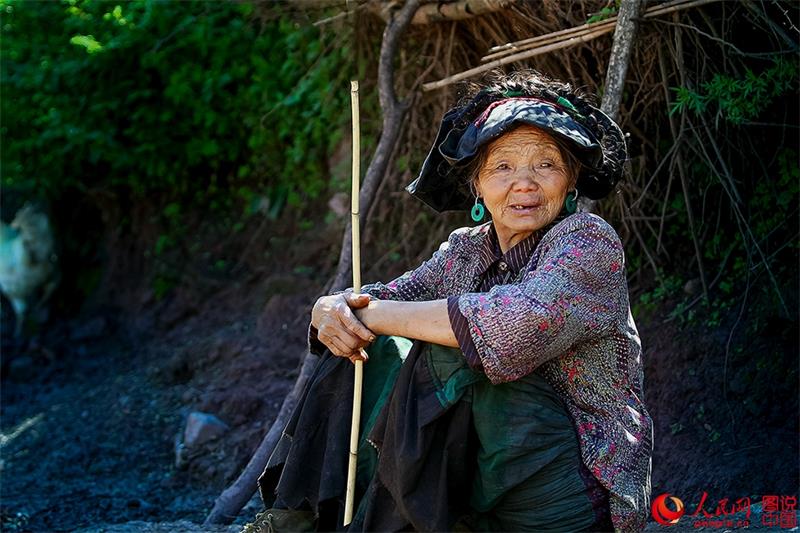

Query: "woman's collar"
<box><xmin>470</xmin><ymin>213</ymin><xmax>570</xmax><ymax>278</ymax></box>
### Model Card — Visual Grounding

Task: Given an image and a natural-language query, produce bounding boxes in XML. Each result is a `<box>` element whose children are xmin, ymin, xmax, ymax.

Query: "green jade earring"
<box><xmin>471</xmin><ymin>196</ymin><xmax>485</xmax><ymax>222</ymax></box>
<box><xmin>565</xmin><ymin>189</ymin><xmax>579</xmax><ymax>214</ymax></box>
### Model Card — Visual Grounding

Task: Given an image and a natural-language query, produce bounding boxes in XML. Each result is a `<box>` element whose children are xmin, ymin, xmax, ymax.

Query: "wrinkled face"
<box><xmin>474</xmin><ymin>123</ymin><xmax>576</xmax><ymax>249</ymax></box>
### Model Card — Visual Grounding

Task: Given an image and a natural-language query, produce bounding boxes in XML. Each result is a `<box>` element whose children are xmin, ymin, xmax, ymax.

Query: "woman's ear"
<box><xmin>472</xmin><ymin>179</ymin><xmax>482</xmax><ymax>198</ymax></box>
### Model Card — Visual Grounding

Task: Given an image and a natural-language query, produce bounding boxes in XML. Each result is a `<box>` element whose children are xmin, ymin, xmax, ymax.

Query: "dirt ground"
<box><xmin>0</xmin><ymin>266</ymin><xmax>314</xmax><ymax>531</ymax></box>
<box><xmin>1</xmin><ymin>220</ymin><xmax>797</xmax><ymax>532</ymax></box>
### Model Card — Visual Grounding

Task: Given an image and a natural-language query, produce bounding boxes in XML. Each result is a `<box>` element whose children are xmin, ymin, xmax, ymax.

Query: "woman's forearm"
<box><xmin>355</xmin><ymin>299</ymin><xmax>460</xmax><ymax>348</ymax></box>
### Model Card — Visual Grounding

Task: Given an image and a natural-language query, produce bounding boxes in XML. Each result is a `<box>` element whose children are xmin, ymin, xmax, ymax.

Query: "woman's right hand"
<box><xmin>311</xmin><ymin>292</ymin><xmax>376</xmax><ymax>362</ymax></box>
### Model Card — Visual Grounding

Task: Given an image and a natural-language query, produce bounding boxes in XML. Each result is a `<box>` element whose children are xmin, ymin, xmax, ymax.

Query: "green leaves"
<box><xmin>3</xmin><ymin>0</ymin><xmax>354</xmax><ymax>223</ymax></box>
<box><xmin>69</xmin><ymin>34</ymin><xmax>103</xmax><ymax>53</ymax></box>
<box><xmin>586</xmin><ymin>2</ymin><xmax>618</xmax><ymax>24</ymax></box>
<box><xmin>669</xmin><ymin>85</ymin><xmax>706</xmax><ymax>116</ymax></box>
<box><xmin>668</xmin><ymin>57</ymin><xmax>798</xmax><ymax>124</ymax></box>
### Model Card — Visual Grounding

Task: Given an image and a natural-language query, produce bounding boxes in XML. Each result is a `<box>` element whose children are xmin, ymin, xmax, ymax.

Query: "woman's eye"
<box><xmin>495</xmin><ymin>163</ymin><xmax>511</xmax><ymax>170</ymax></box>
<box><xmin>539</xmin><ymin>161</ymin><xmax>553</xmax><ymax>168</ymax></box>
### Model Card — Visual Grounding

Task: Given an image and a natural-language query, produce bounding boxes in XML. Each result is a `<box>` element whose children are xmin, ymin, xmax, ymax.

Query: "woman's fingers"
<box><xmin>344</xmin><ymin>292</ymin><xmax>371</xmax><ymax>308</ymax></box>
<box><xmin>319</xmin><ymin>320</ymin><xmax>372</xmax><ymax>359</ymax></box>
<box><xmin>348</xmin><ymin>350</ymin><xmax>368</xmax><ymax>364</ymax></box>
<box><xmin>331</xmin><ymin>326</ymin><xmax>367</xmax><ymax>353</ymax></box>
<box><xmin>319</xmin><ymin>330</ymin><xmax>355</xmax><ymax>358</ymax></box>
<box><xmin>318</xmin><ymin>334</ymin><xmax>369</xmax><ymax>363</ymax></box>
<box><xmin>328</xmin><ymin>338</ymin><xmax>368</xmax><ymax>363</ymax></box>
<box><xmin>337</xmin><ymin>300</ymin><xmax>375</xmax><ymax>343</ymax></box>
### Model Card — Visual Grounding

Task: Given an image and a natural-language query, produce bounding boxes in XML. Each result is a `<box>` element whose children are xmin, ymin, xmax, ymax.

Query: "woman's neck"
<box><xmin>496</xmin><ymin>229</ymin><xmax>534</xmax><ymax>255</ymax></box>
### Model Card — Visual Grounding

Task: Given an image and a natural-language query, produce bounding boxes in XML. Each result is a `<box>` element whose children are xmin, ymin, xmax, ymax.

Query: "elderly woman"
<box><xmin>253</xmin><ymin>70</ymin><xmax>653</xmax><ymax>533</ymax></box>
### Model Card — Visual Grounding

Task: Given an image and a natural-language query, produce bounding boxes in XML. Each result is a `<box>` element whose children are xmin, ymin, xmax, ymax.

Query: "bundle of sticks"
<box><xmin>423</xmin><ymin>0</ymin><xmax>721</xmax><ymax>91</ymax></box>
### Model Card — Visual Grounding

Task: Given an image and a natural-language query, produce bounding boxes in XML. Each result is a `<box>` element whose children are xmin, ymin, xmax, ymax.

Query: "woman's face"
<box><xmin>474</xmin><ymin>123</ymin><xmax>576</xmax><ymax>251</ymax></box>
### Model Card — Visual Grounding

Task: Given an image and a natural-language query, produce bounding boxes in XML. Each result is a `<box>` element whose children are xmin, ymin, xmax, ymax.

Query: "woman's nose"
<box><xmin>510</xmin><ymin>169</ymin><xmax>540</xmax><ymax>191</ymax></box>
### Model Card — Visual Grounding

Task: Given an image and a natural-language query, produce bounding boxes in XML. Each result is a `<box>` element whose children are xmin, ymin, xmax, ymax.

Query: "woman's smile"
<box><xmin>508</xmin><ymin>202</ymin><xmax>542</xmax><ymax>215</ymax></box>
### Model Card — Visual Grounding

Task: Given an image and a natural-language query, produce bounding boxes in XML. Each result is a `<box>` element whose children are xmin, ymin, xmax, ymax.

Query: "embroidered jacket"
<box><xmin>308</xmin><ymin>211</ymin><xmax>654</xmax><ymax>532</ymax></box>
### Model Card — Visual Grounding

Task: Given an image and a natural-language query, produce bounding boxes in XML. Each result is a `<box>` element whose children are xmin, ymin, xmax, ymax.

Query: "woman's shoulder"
<box><xmin>540</xmin><ymin>212</ymin><xmax>622</xmax><ymax>250</ymax></box>
<box><xmin>440</xmin><ymin>221</ymin><xmax>491</xmax><ymax>247</ymax></box>
<box><xmin>551</xmin><ymin>211</ymin><xmax>618</xmax><ymax>235</ymax></box>
<box><xmin>442</xmin><ymin>213</ymin><xmax>622</xmax><ymax>260</ymax></box>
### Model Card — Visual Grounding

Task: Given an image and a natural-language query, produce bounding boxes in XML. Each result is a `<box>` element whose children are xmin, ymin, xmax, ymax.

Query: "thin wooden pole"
<box><xmin>344</xmin><ymin>79</ymin><xmax>367</xmax><ymax>527</ymax></box>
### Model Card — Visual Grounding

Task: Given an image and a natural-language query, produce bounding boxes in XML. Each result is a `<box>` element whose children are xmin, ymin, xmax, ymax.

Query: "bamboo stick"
<box><xmin>481</xmin><ymin>21</ymin><xmax>616</xmax><ymax>62</ymax></box>
<box><xmin>482</xmin><ymin>19</ymin><xmax>618</xmax><ymax>61</ymax></box>
<box><xmin>344</xmin><ymin>79</ymin><xmax>367</xmax><ymax>527</ymax></box>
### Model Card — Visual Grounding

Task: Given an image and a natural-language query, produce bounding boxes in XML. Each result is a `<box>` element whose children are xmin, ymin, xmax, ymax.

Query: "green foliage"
<box><xmin>1</xmin><ymin>0</ymin><xmax>353</xmax><ymax>218</ymax></box>
<box><xmin>669</xmin><ymin>57</ymin><xmax>798</xmax><ymax>124</ymax></box>
<box><xmin>632</xmin><ymin>120</ymin><xmax>798</xmax><ymax>331</ymax></box>
<box><xmin>152</xmin><ymin>273</ymin><xmax>178</xmax><ymax>300</ymax></box>
<box><xmin>2</xmin><ymin>0</ymin><xmax>356</xmax><ymax>299</ymax></box>
<box><xmin>633</xmin><ymin>271</ymin><xmax>683</xmax><ymax>317</ymax></box>
<box><xmin>586</xmin><ymin>1</ymin><xmax>619</xmax><ymax>24</ymax></box>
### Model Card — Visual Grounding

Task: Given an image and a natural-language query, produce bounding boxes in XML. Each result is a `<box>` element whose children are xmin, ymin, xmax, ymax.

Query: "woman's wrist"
<box><xmin>354</xmin><ymin>299</ymin><xmax>457</xmax><ymax>347</ymax></box>
<box><xmin>355</xmin><ymin>299</ymin><xmax>386</xmax><ymax>336</ymax></box>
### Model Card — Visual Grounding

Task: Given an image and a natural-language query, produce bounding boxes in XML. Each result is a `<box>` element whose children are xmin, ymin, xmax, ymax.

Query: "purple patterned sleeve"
<box><xmin>336</xmin><ymin>227</ymin><xmax>468</xmax><ymax>302</ymax></box>
<box><xmin>447</xmin><ymin>295</ymin><xmax>483</xmax><ymax>371</ymax></box>
<box><xmin>453</xmin><ymin>216</ymin><xmax>626</xmax><ymax>384</ymax></box>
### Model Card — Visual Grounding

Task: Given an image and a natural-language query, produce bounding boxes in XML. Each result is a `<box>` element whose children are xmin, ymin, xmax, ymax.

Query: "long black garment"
<box><xmin>353</xmin><ymin>340</ymin><xmax>478</xmax><ymax>531</ymax></box>
<box><xmin>257</xmin><ymin>337</ymin><xmax>476</xmax><ymax>532</ymax></box>
<box><xmin>257</xmin><ymin>347</ymin><xmax>355</xmax><ymax>515</ymax></box>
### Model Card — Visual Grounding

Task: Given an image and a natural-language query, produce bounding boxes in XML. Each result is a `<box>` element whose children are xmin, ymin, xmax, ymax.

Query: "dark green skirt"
<box><xmin>353</xmin><ymin>335</ymin><xmax>606</xmax><ymax>532</ymax></box>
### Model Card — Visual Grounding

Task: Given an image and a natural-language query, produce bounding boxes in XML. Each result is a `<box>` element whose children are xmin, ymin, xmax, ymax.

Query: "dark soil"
<box><xmin>1</xmin><ymin>221</ymin><xmax>797</xmax><ymax>532</ymax></box>
<box><xmin>0</xmin><ymin>303</ymin><xmax>302</xmax><ymax>531</ymax></box>
<box><xmin>640</xmin><ymin>283</ymin><xmax>799</xmax><ymax>530</ymax></box>
<box><xmin>0</xmin><ymin>214</ymin><xmax>328</xmax><ymax>532</ymax></box>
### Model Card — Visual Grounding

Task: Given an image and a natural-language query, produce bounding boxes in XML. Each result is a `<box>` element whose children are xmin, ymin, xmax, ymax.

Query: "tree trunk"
<box><xmin>599</xmin><ymin>0</ymin><xmax>641</xmax><ymax>122</ymax></box>
<box><xmin>332</xmin><ymin>0</ymin><xmax>421</xmax><ymax>291</ymax></box>
<box><xmin>582</xmin><ymin>0</ymin><xmax>641</xmax><ymax>214</ymax></box>
<box><xmin>203</xmin><ymin>0</ymin><xmax>421</xmax><ymax>524</ymax></box>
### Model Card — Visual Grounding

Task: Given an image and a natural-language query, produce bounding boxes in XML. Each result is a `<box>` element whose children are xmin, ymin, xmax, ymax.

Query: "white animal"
<box><xmin>0</xmin><ymin>203</ymin><xmax>60</xmax><ymax>337</ymax></box>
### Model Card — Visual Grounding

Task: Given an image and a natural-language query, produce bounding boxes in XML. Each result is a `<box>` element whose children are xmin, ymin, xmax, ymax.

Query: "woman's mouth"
<box><xmin>509</xmin><ymin>203</ymin><xmax>540</xmax><ymax>214</ymax></box>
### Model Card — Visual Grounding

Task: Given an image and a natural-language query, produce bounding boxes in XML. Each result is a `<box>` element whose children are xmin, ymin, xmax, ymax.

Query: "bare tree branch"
<box><xmin>600</xmin><ymin>0</ymin><xmax>643</xmax><ymax>121</ymax></box>
<box><xmin>422</xmin><ymin>0</ymin><xmax>722</xmax><ymax>92</ymax></box>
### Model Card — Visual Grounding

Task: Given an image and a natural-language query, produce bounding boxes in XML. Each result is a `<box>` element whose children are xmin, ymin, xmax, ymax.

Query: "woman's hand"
<box><xmin>311</xmin><ymin>292</ymin><xmax>376</xmax><ymax>363</ymax></box>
